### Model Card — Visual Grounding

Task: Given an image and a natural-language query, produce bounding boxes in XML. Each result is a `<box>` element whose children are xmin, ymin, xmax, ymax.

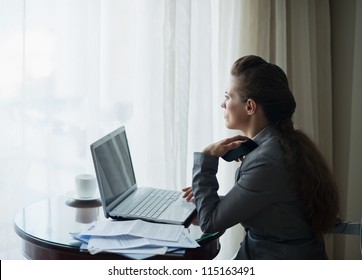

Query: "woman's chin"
<box><xmin>224</xmin><ymin>121</ymin><xmax>233</xmax><ymax>129</ymax></box>
<box><xmin>225</xmin><ymin>123</ymin><xmax>239</xmax><ymax>130</ymax></box>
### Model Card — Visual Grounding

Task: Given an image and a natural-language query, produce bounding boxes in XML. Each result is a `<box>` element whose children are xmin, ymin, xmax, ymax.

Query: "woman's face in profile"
<box><xmin>221</xmin><ymin>77</ymin><xmax>248</xmax><ymax>131</ymax></box>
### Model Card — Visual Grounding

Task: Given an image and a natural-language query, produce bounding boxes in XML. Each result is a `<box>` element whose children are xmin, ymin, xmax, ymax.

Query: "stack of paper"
<box><xmin>70</xmin><ymin>219</ymin><xmax>199</xmax><ymax>259</ymax></box>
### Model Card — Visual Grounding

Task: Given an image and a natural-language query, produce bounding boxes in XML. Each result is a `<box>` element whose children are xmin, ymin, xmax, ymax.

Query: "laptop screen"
<box><xmin>91</xmin><ymin>127</ymin><xmax>137</xmax><ymax>208</ymax></box>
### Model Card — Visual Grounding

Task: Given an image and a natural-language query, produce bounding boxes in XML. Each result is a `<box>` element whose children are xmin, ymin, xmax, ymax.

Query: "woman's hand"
<box><xmin>202</xmin><ymin>135</ymin><xmax>250</xmax><ymax>158</ymax></box>
<box><xmin>182</xmin><ymin>186</ymin><xmax>195</xmax><ymax>202</ymax></box>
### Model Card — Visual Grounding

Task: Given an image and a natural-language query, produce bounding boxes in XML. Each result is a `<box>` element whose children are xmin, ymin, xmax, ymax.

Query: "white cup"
<box><xmin>75</xmin><ymin>174</ymin><xmax>97</xmax><ymax>198</ymax></box>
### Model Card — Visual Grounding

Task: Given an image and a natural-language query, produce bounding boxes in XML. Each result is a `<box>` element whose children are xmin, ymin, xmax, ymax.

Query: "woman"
<box><xmin>183</xmin><ymin>55</ymin><xmax>340</xmax><ymax>259</ymax></box>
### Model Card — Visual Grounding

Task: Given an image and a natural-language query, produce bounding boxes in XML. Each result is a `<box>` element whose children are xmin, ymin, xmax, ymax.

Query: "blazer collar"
<box><xmin>252</xmin><ymin>125</ymin><xmax>280</xmax><ymax>146</ymax></box>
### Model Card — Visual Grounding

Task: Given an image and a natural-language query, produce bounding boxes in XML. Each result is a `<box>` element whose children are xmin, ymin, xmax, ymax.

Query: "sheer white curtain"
<box><xmin>0</xmin><ymin>0</ymin><xmax>245</xmax><ymax>259</ymax></box>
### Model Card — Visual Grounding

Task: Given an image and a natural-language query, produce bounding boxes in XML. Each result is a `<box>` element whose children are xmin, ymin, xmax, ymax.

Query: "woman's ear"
<box><xmin>246</xmin><ymin>99</ymin><xmax>257</xmax><ymax>115</ymax></box>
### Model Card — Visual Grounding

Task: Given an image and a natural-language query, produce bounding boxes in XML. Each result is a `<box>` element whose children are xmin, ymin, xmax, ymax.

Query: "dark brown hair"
<box><xmin>231</xmin><ymin>55</ymin><xmax>339</xmax><ymax>237</ymax></box>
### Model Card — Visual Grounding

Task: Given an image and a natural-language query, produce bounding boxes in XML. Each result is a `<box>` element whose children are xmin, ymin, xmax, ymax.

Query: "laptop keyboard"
<box><xmin>125</xmin><ymin>189</ymin><xmax>180</xmax><ymax>219</ymax></box>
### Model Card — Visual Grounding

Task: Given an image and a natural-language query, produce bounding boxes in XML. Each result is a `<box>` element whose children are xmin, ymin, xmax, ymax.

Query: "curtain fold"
<box><xmin>285</xmin><ymin>0</ymin><xmax>333</xmax><ymax>163</ymax></box>
<box><xmin>163</xmin><ymin>0</ymin><xmax>191</xmax><ymax>189</ymax></box>
<box><xmin>331</xmin><ymin>0</ymin><xmax>362</xmax><ymax>260</ymax></box>
<box><xmin>285</xmin><ymin>0</ymin><xmax>335</xmax><ymax>258</ymax></box>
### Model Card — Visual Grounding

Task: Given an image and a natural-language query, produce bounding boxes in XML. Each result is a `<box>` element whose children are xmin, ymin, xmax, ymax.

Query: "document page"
<box><xmin>77</xmin><ymin>219</ymin><xmax>183</xmax><ymax>241</ymax></box>
<box><xmin>71</xmin><ymin>220</ymin><xmax>199</xmax><ymax>258</ymax></box>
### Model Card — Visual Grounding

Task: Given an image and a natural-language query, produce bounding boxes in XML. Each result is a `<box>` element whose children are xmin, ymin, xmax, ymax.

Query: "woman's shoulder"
<box><xmin>241</xmin><ymin>135</ymin><xmax>287</xmax><ymax>178</ymax></box>
<box><xmin>250</xmin><ymin>125</ymin><xmax>285</xmax><ymax>160</ymax></box>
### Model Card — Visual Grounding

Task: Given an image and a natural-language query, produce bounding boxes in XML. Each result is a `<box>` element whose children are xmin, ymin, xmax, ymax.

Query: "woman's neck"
<box><xmin>243</xmin><ymin>116</ymin><xmax>269</xmax><ymax>138</ymax></box>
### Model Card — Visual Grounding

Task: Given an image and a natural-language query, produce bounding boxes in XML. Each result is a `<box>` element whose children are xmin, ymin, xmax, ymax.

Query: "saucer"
<box><xmin>66</xmin><ymin>190</ymin><xmax>100</xmax><ymax>201</ymax></box>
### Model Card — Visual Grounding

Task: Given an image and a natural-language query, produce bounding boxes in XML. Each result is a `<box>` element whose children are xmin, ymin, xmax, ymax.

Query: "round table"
<box><xmin>14</xmin><ymin>196</ymin><xmax>221</xmax><ymax>260</ymax></box>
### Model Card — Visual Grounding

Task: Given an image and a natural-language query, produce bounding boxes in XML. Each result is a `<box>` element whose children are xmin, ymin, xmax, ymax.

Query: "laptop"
<box><xmin>90</xmin><ymin>126</ymin><xmax>196</xmax><ymax>225</ymax></box>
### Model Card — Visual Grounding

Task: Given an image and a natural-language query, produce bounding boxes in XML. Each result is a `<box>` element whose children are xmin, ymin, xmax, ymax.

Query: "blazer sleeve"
<box><xmin>192</xmin><ymin>151</ymin><xmax>284</xmax><ymax>233</ymax></box>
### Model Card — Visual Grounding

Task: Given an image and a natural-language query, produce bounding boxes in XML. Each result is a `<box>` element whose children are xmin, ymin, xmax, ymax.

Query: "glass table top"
<box><xmin>15</xmin><ymin>196</ymin><xmax>108</xmax><ymax>249</ymax></box>
<box><xmin>14</xmin><ymin>196</ymin><xmax>204</xmax><ymax>249</ymax></box>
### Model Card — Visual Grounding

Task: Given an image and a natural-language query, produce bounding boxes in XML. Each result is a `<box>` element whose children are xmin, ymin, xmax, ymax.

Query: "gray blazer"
<box><xmin>192</xmin><ymin>125</ymin><xmax>327</xmax><ymax>259</ymax></box>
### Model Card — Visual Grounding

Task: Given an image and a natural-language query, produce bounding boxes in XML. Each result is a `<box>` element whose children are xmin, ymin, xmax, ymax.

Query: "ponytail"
<box><xmin>277</xmin><ymin>119</ymin><xmax>340</xmax><ymax>237</ymax></box>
